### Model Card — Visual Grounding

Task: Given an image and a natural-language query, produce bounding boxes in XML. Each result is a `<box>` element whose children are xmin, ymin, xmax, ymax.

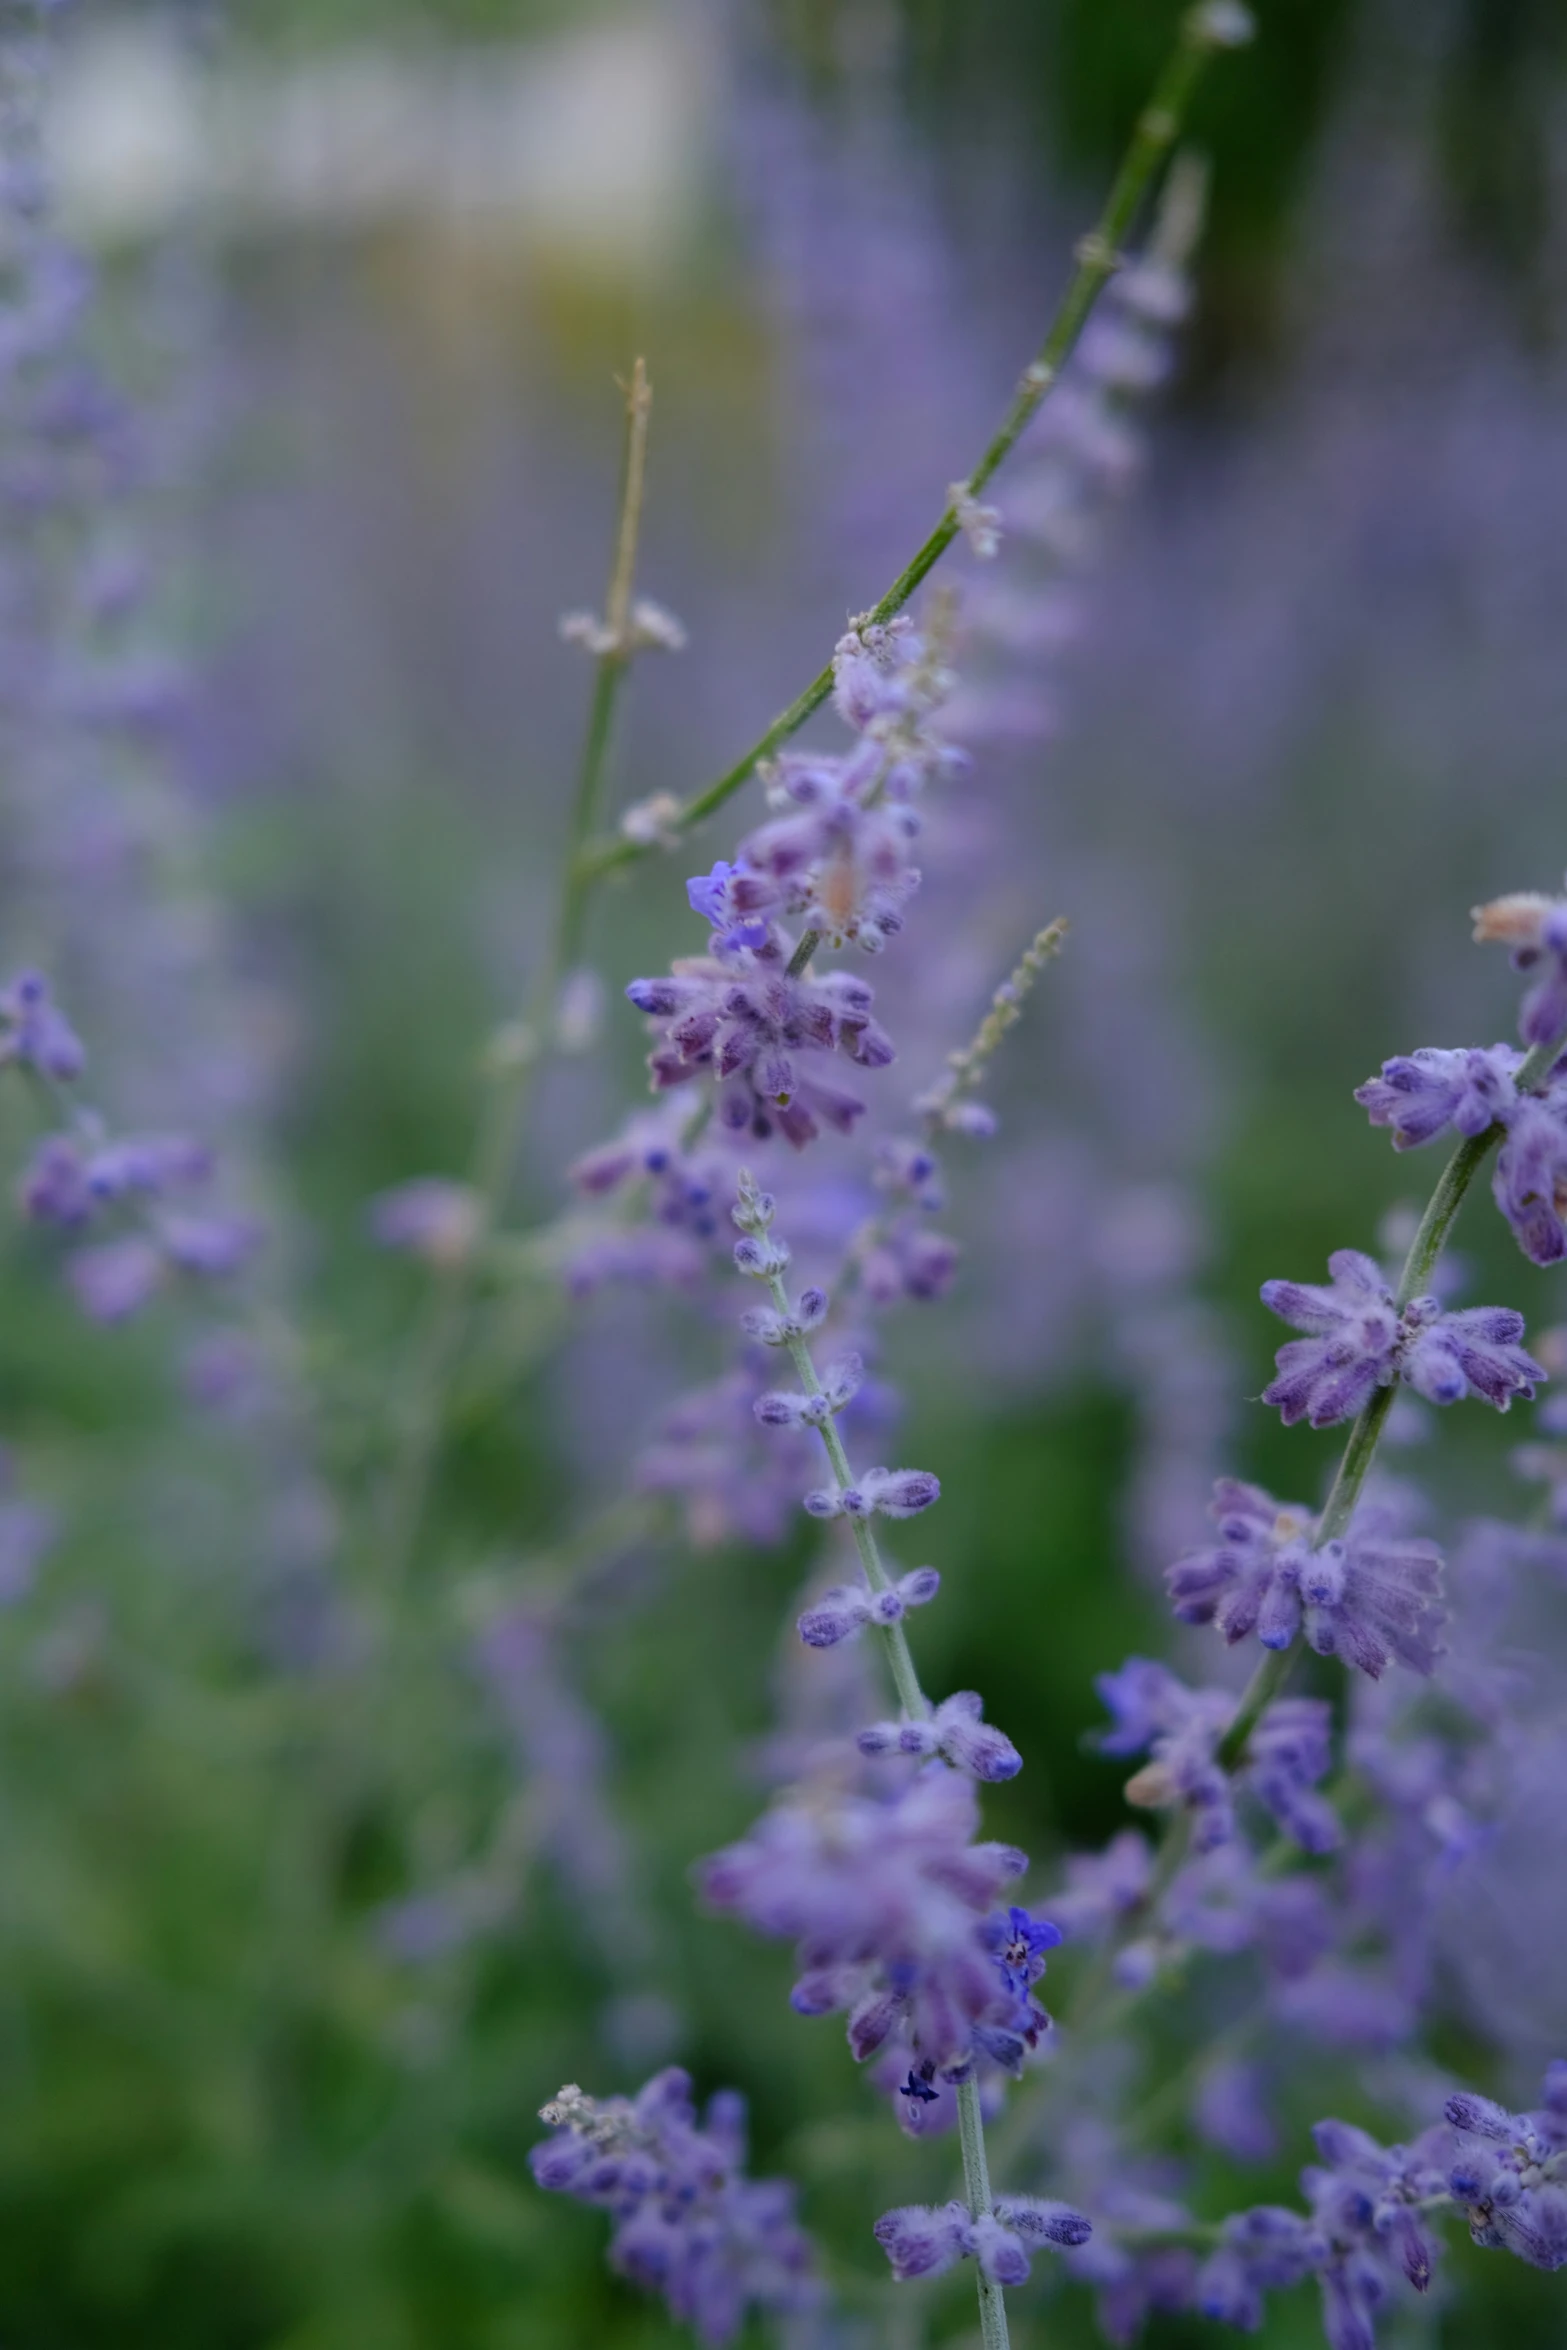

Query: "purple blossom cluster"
<box><xmin>701</xmin><ymin>1762</ymin><xmax>1053</xmax><ymax>2119</ymax></box>
<box><xmin>1259</xmin><ymin>1248</ymin><xmax>1541</xmax><ymax>1427</ymax></box>
<box><xmin>528</xmin><ymin>2071</ymin><xmax>823</xmax><ymax>2345</ymax></box>
<box><xmin>3</xmin><ymin>969</ymin><xmax>258</xmax><ymax>1322</ymax></box>
<box><xmin>1352</xmin><ymin>887</ymin><xmax>1567</xmax><ymax>1266</ymax></box>
<box><xmin>1165</xmin><ymin>1480</ymin><xmax>1447</xmax><ymax>1676</ymax></box>
<box><xmin>619</xmin><ymin>613</ymin><xmax>962</xmax><ymax>1153</ymax></box>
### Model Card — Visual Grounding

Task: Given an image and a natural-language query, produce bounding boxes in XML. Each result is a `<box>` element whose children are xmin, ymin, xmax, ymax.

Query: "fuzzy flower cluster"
<box><xmin>622</xmin><ymin>618</ymin><xmax>960</xmax><ymax>1147</ymax></box>
<box><xmin>528</xmin><ymin>2070</ymin><xmax>822</xmax><ymax>2346</ymax></box>
<box><xmin>1446</xmin><ymin>2068</ymin><xmax>1567</xmax><ymax>2271</ymax></box>
<box><xmin>1165</xmin><ymin>1480</ymin><xmax>1447</xmax><ymax>1677</ymax></box>
<box><xmin>875</xmin><ymin>2192</ymin><xmax>1091</xmax><ymax>2287</ymax></box>
<box><xmin>1351</xmin><ymin>886</ymin><xmax>1567</xmax><ymax>1267</ymax></box>
<box><xmin>1096</xmin><ymin>1657</ymin><xmax>1341</xmax><ymax>1854</ymax></box>
<box><xmin>700</xmin><ymin>1763</ymin><xmax>1055</xmax><ymax>2115</ymax></box>
<box><xmin>1258</xmin><ymin>1248</ymin><xmax>1542</xmax><ymax>1429</ymax></box>
<box><xmin>4</xmin><ymin>970</ymin><xmax>258</xmax><ymax>1321</ymax></box>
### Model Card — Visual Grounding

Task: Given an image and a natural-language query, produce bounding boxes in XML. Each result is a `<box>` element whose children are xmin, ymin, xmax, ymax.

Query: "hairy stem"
<box><xmin>767</xmin><ymin>1266</ymin><xmax>1020</xmax><ymax>2340</ymax></box>
<box><xmin>958</xmin><ymin>2075</ymin><xmax>1012</xmax><ymax>2350</ymax></box>
<box><xmin>576</xmin><ymin>5</ymin><xmax>1248</xmax><ymax>886</ymax></box>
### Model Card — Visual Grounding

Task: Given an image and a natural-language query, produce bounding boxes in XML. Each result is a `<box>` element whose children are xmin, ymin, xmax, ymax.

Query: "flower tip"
<box><xmin>1472</xmin><ymin>891</ymin><xmax>1552</xmax><ymax>948</ymax></box>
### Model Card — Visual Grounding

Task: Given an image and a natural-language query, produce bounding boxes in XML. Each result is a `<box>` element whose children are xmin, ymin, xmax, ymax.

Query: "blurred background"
<box><xmin>1</xmin><ymin>0</ymin><xmax>1566</xmax><ymax>2343</ymax></box>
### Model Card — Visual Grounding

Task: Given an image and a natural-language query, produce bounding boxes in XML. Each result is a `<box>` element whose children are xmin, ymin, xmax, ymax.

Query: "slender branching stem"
<box><xmin>575</xmin><ymin>5</ymin><xmax>1248</xmax><ymax>887</ymax></box>
<box><xmin>380</xmin><ymin>362</ymin><xmax>655</xmax><ymax>1585</ymax></box>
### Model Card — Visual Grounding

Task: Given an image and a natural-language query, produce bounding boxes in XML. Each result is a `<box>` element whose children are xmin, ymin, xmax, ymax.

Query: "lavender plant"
<box><xmin>519</xmin><ymin>17</ymin><xmax>1567</xmax><ymax>2348</ymax></box>
<box><xmin>6</xmin><ymin>3</ymin><xmax>1567</xmax><ymax>2347</ymax></box>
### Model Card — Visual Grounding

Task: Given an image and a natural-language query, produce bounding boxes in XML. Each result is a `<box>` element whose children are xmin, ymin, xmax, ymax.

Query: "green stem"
<box><xmin>379</xmin><ymin>363</ymin><xmax>655</xmax><ymax>1583</ymax></box>
<box><xmin>957</xmin><ymin>2075</ymin><xmax>1011</xmax><ymax>2350</ymax></box>
<box><xmin>576</xmin><ymin>5</ymin><xmax>1247</xmax><ymax>886</ymax></box>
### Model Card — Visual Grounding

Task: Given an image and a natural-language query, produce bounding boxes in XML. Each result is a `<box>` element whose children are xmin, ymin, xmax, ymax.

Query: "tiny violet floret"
<box><xmin>803</xmin><ymin>1465</ymin><xmax>940</xmax><ymax>1521</ymax></box>
<box><xmin>0</xmin><ymin>969</ymin><xmax>85</xmax><ymax>1080</ymax></box>
<box><xmin>857</xmin><ymin>1690</ymin><xmax>1022</xmax><ymax>1781</ymax></box>
<box><xmin>686</xmin><ymin>860</ymin><xmax>773</xmax><ymax>955</ymax></box>
<box><xmin>873</xmin><ymin>2194</ymin><xmax>1090</xmax><ymax>2286</ymax></box>
<box><xmin>982</xmin><ymin>1904</ymin><xmax>1063</xmax><ymax>1993</ymax></box>
<box><xmin>797</xmin><ymin>1566</ymin><xmax>940</xmax><ymax>1648</ymax></box>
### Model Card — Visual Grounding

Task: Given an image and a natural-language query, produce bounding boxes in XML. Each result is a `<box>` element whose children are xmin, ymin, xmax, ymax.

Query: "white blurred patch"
<box><xmin>48</xmin><ymin>8</ymin><xmax>712</xmax><ymax>267</ymax></box>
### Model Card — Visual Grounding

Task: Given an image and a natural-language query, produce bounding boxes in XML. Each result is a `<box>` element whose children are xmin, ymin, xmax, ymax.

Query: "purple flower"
<box><xmin>1398</xmin><ymin>1300</ymin><xmax>1543</xmax><ymax>1410</ymax></box>
<box><xmin>738</xmin><ymin>742</ymin><xmax>922</xmax><ymax>955</ymax></box>
<box><xmin>1196</xmin><ymin>2206</ymin><xmax>1319</xmax><ymax>2328</ymax></box>
<box><xmin>638</xmin><ymin>1367</ymin><xmax>817</xmax><ymax>1550</ymax></box>
<box><xmin>20</xmin><ymin>1134</ymin><xmax>94</xmax><ymax>1227</ymax></box>
<box><xmin>796</xmin><ymin>1565</ymin><xmax>940</xmax><ymax>1648</ymax></box>
<box><xmin>1446</xmin><ymin>2065</ymin><xmax>1567</xmax><ymax>2271</ymax></box>
<box><xmin>1303</xmin><ymin>2117</ymin><xmax>1452</xmax><ymax>2338</ymax></box>
<box><xmin>980</xmin><ymin>1904</ymin><xmax>1062</xmax><ymax>1993</ymax></box>
<box><xmin>802</xmin><ymin>1465</ymin><xmax>939</xmax><ymax>1520</ymax></box>
<box><xmin>66</xmin><ymin>1236</ymin><xmax>163</xmax><ymax>1321</ymax></box>
<box><xmin>1294</xmin><ymin>1516</ymin><xmax>1446</xmax><ymax>1678</ymax></box>
<box><xmin>700</xmin><ymin>1763</ymin><xmax>1036</xmax><ymax>2090</ymax></box>
<box><xmin>874</xmin><ymin>2195</ymin><xmax>1088</xmax><ymax>2285</ymax></box>
<box><xmin>626</xmin><ymin>949</ymin><xmax>892</xmax><ymax>1149</ymax></box>
<box><xmin>1260</xmin><ymin>1250</ymin><xmax>1400</xmax><ymax>1428</ymax></box>
<box><xmin>1354</xmin><ymin>1043</ymin><xmax>1520</xmax><ymax>1149</ymax></box>
<box><xmin>156</xmin><ymin>1210</ymin><xmax>260</xmax><ymax>1278</ymax></box>
<box><xmin>528</xmin><ymin>2072</ymin><xmax>822</xmax><ymax>2345</ymax></box>
<box><xmin>859</xmin><ymin>1220</ymin><xmax>962</xmax><ymax>1306</ymax></box>
<box><xmin>1046</xmin><ymin>1831</ymin><xmax>1154</xmax><ymax>1946</ymax></box>
<box><xmin>1166</xmin><ymin>1479</ymin><xmax>1318</xmax><ymax>1649</ymax></box>
<box><xmin>857</xmin><ymin>1690</ymin><xmax>1021</xmax><ymax>1781</ymax></box>
<box><xmin>1095</xmin><ymin>1660</ymin><xmax>1236</xmax><ymax>1850</ymax></box>
<box><xmin>1473</xmin><ymin>887</ymin><xmax>1567</xmax><ymax>1047</ymax></box>
<box><xmin>1166</xmin><ymin>1481</ymin><xmax>1446</xmax><ymax>1674</ymax></box>
<box><xmin>686</xmin><ymin>860</ymin><xmax>775</xmax><ymax>955</ymax></box>
<box><xmin>0</xmin><ymin>969</ymin><xmax>84</xmax><ymax>1080</ymax></box>
<box><xmin>1493</xmin><ymin>1094</ymin><xmax>1567</xmax><ymax>1265</ymax></box>
<box><xmin>568</xmin><ymin>1105</ymin><xmax>731</xmax><ymax>1274</ymax></box>
<box><xmin>1246</xmin><ymin>1698</ymin><xmax>1341</xmax><ymax>1854</ymax></box>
